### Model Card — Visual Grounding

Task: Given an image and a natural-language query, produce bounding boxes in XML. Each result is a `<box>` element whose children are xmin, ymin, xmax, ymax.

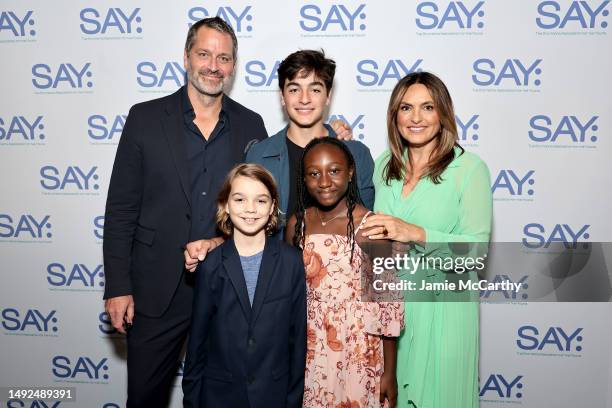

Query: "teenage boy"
<box><xmin>246</xmin><ymin>50</ymin><xmax>374</xmax><ymax>234</ymax></box>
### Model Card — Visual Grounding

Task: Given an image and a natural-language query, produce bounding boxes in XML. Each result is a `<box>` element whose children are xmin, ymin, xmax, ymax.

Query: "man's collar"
<box><xmin>181</xmin><ymin>85</ymin><xmax>228</xmax><ymax>116</ymax></box>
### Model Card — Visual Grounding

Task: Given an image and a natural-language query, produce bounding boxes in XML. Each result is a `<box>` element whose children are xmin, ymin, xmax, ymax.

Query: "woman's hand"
<box><xmin>329</xmin><ymin>119</ymin><xmax>353</xmax><ymax>140</ymax></box>
<box><xmin>380</xmin><ymin>370</ymin><xmax>398</xmax><ymax>408</ymax></box>
<box><xmin>361</xmin><ymin>213</ymin><xmax>425</xmax><ymax>243</ymax></box>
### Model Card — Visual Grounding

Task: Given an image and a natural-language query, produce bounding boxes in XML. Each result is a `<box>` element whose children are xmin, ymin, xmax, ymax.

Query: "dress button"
<box><xmin>248</xmin><ymin>338</ymin><xmax>255</xmax><ymax>347</ymax></box>
<box><xmin>185</xmin><ymin>214</ymin><xmax>191</xmax><ymax>220</ymax></box>
<box><xmin>201</xmin><ymin>191</ymin><xmax>207</xmax><ymax>196</ymax></box>
<box><xmin>247</xmin><ymin>375</ymin><xmax>255</xmax><ymax>385</ymax></box>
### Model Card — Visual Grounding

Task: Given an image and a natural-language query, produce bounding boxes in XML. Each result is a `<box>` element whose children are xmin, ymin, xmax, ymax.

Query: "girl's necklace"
<box><xmin>315</xmin><ymin>207</ymin><xmax>344</xmax><ymax>227</ymax></box>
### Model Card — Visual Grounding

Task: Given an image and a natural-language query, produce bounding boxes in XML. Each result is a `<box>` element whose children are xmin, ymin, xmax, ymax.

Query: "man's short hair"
<box><xmin>184</xmin><ymin>17</ymin><xmax>238</xmax><ymax>60</ymax></box>
<box><xmin>277</xmin><ymin>50</ymin><xmax>336</xmax><ymax>92</ymax></box>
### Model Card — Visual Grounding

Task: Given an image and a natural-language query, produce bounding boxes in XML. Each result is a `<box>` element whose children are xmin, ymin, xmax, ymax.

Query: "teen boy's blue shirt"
<box><xmin>245</xmin><ymin>123</ymin><xmax>375</xmax><ymax>235</ymax></box>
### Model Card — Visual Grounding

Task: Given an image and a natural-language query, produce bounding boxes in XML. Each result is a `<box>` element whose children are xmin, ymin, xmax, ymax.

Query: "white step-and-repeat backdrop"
<box><xmin>1</xmin><ymin>1</ymin><xmax>611</xmax><ymax>407</ymax></box>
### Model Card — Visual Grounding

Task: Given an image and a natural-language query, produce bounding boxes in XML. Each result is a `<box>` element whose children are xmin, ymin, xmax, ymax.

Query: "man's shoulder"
<box><xmin>126</xmin><ymin>90</ymin><xmax>263</xmax><ymax>123</ymax></box>
<box><xmin>223</xmin><ymin>95</ymin><xmax>263</xmax><ymax>121</ymax></box>
<box><xmin>128</xmin><ymin>89</ymin><xmax>180</xmax><ymax>116</ymax></box>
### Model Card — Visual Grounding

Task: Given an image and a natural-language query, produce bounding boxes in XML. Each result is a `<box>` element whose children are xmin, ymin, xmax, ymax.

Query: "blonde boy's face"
<box><xmin>225</xmin><ymin>176</ymin><xmax>273</xmax><ymax>237</ymax></box>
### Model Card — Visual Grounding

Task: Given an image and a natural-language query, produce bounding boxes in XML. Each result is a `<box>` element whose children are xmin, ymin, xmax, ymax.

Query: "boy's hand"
<box><xmin>329</xmin><ymin>119</ymin><xmax>353</xmax><ymax>141</ymax></box>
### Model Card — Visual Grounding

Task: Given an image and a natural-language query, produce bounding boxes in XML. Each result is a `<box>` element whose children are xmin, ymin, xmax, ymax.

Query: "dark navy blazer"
<box><xmin>183</xmin><ymin>236</ymin><xmax>307</xmax><ymax>408</ymax></box>
<box><xmin>102</xmin><ymin>87</ymin><xmax>267</xmax><ymax>317</ymax></box>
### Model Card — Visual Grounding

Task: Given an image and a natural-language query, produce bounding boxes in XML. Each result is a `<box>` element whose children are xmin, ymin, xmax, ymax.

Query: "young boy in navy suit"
<box><xmin>183</xmin><ymin>164</ymin><xmax>306</xmax><ymax>407</ymax></box>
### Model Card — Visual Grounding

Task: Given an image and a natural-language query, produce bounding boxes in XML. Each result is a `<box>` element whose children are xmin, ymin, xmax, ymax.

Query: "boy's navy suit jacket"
<box><xmin>183</xmin><ymin>236</ymin><xmax>307</xmax><ymax>408</ymax></box>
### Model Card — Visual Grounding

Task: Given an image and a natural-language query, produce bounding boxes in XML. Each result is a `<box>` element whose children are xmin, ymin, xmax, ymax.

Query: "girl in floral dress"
<box><xmin>286</xmin><ymin>137</ymin><xmax>404</xmax><ymax>408</ymax></box>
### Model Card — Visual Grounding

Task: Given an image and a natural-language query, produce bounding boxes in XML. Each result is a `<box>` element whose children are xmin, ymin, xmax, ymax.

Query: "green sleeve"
<box><xmin>425</xmin><ymin>159</ymin><xmax>492</xmax><ymax>244</ymax></box>
<box><xmin>416</xmin><ymin>159</ymin><xmax>492</xmax><ymax>262</ymax></box>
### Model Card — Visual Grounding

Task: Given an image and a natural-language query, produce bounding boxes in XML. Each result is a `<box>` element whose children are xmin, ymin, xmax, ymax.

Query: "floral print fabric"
<box><xmin>303</xmin><ymin>233</ymin><xmax>404</xmax><ymax>408</ymax></box>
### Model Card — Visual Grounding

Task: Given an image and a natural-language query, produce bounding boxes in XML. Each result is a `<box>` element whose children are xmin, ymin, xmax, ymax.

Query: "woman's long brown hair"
<box><xmin>383</xmin><ymin>71</ymin><xmax>463</xmax><ymax>185</ymax></box>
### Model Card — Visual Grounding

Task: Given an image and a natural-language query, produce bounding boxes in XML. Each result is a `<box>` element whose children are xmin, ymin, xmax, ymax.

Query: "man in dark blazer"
<box><xmin>182</xmin><ymin>237</ymin><xmax>307</xmax><ymax>408</ymax></box>
<box><xmin>103</xmin><ymin>18</ymin><xmax>267</xmax><ymax>407</ymax></box>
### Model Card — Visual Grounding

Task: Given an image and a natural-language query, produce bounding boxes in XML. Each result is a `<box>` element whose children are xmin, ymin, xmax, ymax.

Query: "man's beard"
<box><xmin>188</xmin><ymin>68</ymin><xmax>227</xmax><ymax>97</ymax></box>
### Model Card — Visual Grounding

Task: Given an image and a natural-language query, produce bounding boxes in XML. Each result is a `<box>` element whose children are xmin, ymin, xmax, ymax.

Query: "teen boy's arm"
<box><xmin>354</xmin><ymin>143</ymin><xmax>375</xmax><ymax>210</ymax></box>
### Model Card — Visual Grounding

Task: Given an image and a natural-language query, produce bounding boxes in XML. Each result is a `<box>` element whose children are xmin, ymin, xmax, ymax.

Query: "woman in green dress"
<box><xmin>361</xmin><ymin>72</ymin><xmax>492</xmax><ymax>408</ymax></box>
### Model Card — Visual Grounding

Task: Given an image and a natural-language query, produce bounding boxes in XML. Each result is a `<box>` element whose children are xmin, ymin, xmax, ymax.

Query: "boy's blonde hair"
<box><xmin>216</xmin><ymin>163</ymin><xmax>280</xmax><ymax>236</ymax></box>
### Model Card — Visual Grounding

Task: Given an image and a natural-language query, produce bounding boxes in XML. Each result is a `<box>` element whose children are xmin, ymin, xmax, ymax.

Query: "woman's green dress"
<box><xmin>373</xmin><ymin>147</ymin><xmax>492</xmax><ymax>408</ymax></box>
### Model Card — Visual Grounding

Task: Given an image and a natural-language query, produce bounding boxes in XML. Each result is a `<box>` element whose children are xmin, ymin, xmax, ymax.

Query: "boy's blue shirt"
<box><xmin>245</xmin><ymin>123</ymin><xmax>375</xmax><ymax>237</ymax></box>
